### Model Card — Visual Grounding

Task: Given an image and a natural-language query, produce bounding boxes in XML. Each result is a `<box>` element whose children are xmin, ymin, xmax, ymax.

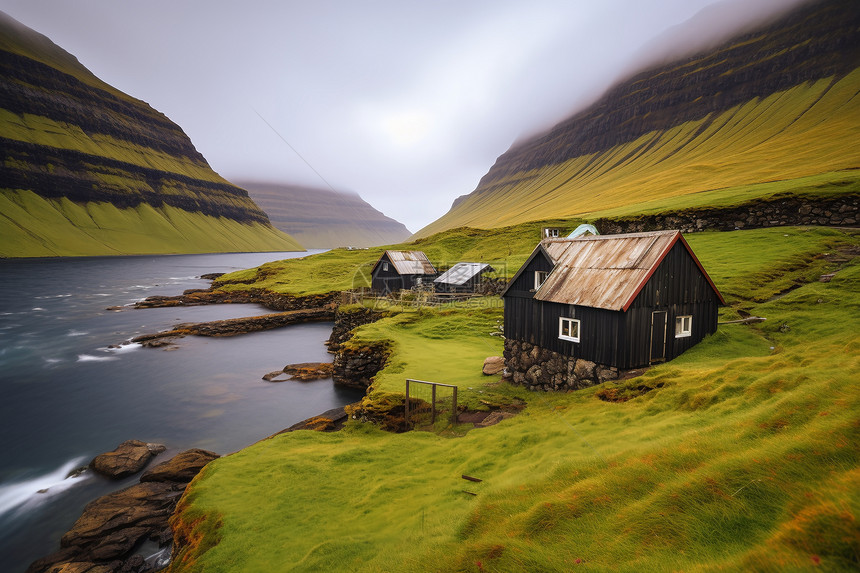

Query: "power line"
<box><xmin>252</xmin><ymin>108</ymin><xmax>339</xmax><ymax>193</ymax></box>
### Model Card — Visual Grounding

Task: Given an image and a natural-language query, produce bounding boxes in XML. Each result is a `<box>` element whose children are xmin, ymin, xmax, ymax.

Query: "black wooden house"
<box><xmin>370</xmin><ymin>250</ymin><xmax>437</xmax><ymax>294</ymax></box>
<box><xmin>502</xmin><ymin>230</ymin><xmax>724</xmax><ymax>370</ymax></box>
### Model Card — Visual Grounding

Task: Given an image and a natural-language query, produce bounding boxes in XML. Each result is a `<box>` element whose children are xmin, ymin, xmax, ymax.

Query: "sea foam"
<box><xmin>77</xmin><ymin>354</ymin><xmax>118</xmax><ymax>362</ymax></box>
<box><xmin>0</xmin><ymin>457</ymin><xmax>89</xmax><ymax>518</ymax></box>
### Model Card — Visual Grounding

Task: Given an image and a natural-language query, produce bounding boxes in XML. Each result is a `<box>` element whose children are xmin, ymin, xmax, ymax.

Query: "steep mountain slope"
<box><xmin>235</xmin><ymin>180</ymin><xmax>411</xmax><ymax>248</ymax></box>
<box><xmin>415</xmin><ymin>0</ymin><xmax>860</xmax><ymax>238</ymax></box>
<box><xmin>0</xmin><ymin>12</ymin><xmax>303</xmax><ymax>257</ymax></box>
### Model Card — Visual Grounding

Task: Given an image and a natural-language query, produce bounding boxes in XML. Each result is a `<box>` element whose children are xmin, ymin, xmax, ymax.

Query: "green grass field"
<box><xmin>168</xmin><ymin>226</ymin><xmax>859</xmax><ymax>572</ymax></box>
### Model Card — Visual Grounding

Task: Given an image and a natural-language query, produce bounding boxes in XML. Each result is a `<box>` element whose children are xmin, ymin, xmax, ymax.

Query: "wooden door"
<box><xmin>650</xmin><ymin>310</ymin><xmax>667</xmax><ymax>363</ymax></box>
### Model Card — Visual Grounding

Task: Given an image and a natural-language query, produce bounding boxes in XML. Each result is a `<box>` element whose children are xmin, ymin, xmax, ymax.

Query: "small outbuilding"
<box><xmin>501</xmin><ymin>230</ymin><xmax>724</xmax><ymax>389</ymax></box>
<box><xmin>541</xmin><ymin>227</ymin><xmax>564</xmax><ymax>239</ymax></box>
<box><xmin>371</xmin><ymin>250</ymin><xmax>437</xmax><ymax>294</ymax></box>
<box><xmin>434</xmin><ymin>262</ymin><xmax>495</xmax><ymax>293</ymax></box>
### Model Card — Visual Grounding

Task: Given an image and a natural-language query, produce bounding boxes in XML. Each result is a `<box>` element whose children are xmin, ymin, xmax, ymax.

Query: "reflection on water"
<box><xmin>0</xmin><ymin>251</ymin><xmax>364</xmax><ymax>572</ymax></box>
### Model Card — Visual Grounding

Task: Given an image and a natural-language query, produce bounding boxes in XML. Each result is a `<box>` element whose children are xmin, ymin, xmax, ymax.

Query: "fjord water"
<box><xmin>0</xmin><ymin>251</ymin><xmax>364</xmax><ymax>572</ymax></box>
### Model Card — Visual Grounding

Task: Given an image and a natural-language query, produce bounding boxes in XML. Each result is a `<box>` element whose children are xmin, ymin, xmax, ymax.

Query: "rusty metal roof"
<box><xmin>434</xmin><ymin>262</ymin><xmax>494</xmax><ymax>286</ymax></box>
<box><xmin>383</xmin><ymin>250</ymin><xmax>437</xmax><ymax>275</ymax></box>
<box><xmin>532</xmin><ymin>230</ymin><xmax>722</xmax><ymax>310</ymax></box>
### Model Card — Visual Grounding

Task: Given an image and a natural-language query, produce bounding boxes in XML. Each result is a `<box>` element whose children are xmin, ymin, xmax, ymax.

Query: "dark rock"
<box><xmin>281</xmin><ymin>407</ymin><xmax>350</xmax><ymax>432</ymax></box>
<box><xmin>262</xmin><ymin>370</ymin><xmax>289</xmax><ymax>382</ymax></box>
<box><xmin>283</xmin><ymin>362</ymin><xmax>334</xmax><ymax>381</ymax></box>
<box><xmin>573</xmin><ymin>359</ymin><xmax>596</xmax><ymax>380</ymax></box>
<box><xmin>25</xmin><ymin>481</ymin><xmax>182</xmax><ymax>573</ymax></box>
<box><xmin>476</xmin><ymin>411</ymin><xmax>516</xmax><ymax>427</ymax></box>
<box><xmin>28</xmin><ymin>449</ymin><xmax>219</xmax><ymax>573</ymax></box>
<box><xmin>140</xmin><ymin>448</ymin><xmax>219</xmax><ymax>483</ymax></box>
<box><xmin>139</xmin><ymin>338</ymin><xmax>180</xmax><ymax>349</ymax></box>
<box><xmin>129</xmin><ymin>307</ymin><xmax>335</xmax><ymax>348</ymax></box>
<box><xmin>596</xmin><ymin>366</ymin><xmax>620</xmax><ymax>382</ymax></box>
<box><xmin>146</xmin><ymin>443</ymin><xmax>166</xmax><ymax>456</ymax></box>
<box><xmin>67</xmin><ymin>466</ymin><xmax>89</xmax><ymax>479</ymax></box>
<box><xmin>89</xmin><ymin>440</ymin><xmax>161</xmax><ymax>480</ymax></box>
<box><xmin>134</xmin><ymin>288</ymin><xmax>338</xmax><ymax>312</ymax></box>
<box><xmin>482</xmin><ymin>356</ymin><xmax>505</xmax><ymax>375</ymax></box>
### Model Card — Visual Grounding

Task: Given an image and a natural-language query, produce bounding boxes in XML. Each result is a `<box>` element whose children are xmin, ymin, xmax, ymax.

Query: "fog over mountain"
<box><xmin>235</xmin><ymin>180</ymin><xmax>411</xmax><ymax>249</ymax></box>
<box><xmin>0</xmin><ymin>0</ymin><xmax>812</xmax><ymax>231</ymax></box>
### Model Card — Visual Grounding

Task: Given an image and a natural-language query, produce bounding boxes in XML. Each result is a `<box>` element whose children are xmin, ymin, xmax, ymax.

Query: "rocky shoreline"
<box><xmin>26</xmin><ymin>400</ymin><xmax>373</xmax><ymax>573</ymax></box>
<box><xmin>27</xmin><ymin>447</ymin><xmax>220</xmax><ymax>573</ymax></box>
<box><xmin>26</xmin><ymin>284</ymin><xmax>380</xmax><ymax>573</ymax></box>
<box><xmin>133</xmin><ymin>287</ymin><xmax>338</xmax><ymax>311</ymax></box>
<box><xmin>127</xmin><ymin>306</ymin><xmax>336</xmax><ymax>348</ymax></box>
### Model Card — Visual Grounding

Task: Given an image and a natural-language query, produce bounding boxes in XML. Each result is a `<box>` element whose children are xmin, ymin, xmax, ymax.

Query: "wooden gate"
<box><xmin>404</xmin><ymin>379</ymin><xmax>458</xmax><ymax>429</ymax></box>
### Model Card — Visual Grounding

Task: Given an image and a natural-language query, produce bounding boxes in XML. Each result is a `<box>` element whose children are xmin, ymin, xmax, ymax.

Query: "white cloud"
<box><xmin>0</xmin><ymin>0</ymin><xmax>806</xmax><ymax>231</ymax></box>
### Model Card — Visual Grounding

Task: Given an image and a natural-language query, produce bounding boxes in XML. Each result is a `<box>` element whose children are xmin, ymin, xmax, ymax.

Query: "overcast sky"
<box><xmin>1</xmin><ymin>0</ymin><xmax>807</xmax><ymax>232</ymax></box>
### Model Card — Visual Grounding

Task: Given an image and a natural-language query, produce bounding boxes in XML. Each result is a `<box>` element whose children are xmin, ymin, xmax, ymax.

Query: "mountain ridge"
<box><xmin>0</xmin><ymin>11</ymin><xmax>302</xmax><ymax>257</ymax></box>
<box><xmin>416</xmin><ymin>0</ymin><xmax>860</xmax><ymax>237</ymax></box>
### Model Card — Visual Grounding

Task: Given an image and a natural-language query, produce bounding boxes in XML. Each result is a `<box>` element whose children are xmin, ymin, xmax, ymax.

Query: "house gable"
<box><xmin>620</xmin><ymin>233</ymin><xmax>725</xmax><ymax>311</ymax></box>
<box><xmin>501</xmin><ymin>245</ymin><xmax>555</xmax><ymax>298</ymax></box>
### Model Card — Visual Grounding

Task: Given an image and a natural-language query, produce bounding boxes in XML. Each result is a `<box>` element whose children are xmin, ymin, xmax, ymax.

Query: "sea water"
<box><xmin>0</xmin><ymin>251</ymin><xmax>364</xmax><ymax>572</ymax></box>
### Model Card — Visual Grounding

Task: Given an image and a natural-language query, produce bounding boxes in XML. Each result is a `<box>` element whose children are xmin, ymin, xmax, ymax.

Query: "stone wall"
<box><xmin>327</xmin><ymin>306</ymin><xmax>386</xmax><ymax>350</ymax></box>
<box><xmin>594</xmin><ymin>194</ymin><xmax>858</xmax><ymax>235</ymax></box>
<box><xmin>332</xmin><ymin>341</ymin><xmax>390</xmax><ymax>389</ymax></box>
<box><xmin>329</xmin><ymin>306</ymin><xmax>389</xmax><ymax>389</ymax></box>
<box><xmin>504</xmin><ymin>339</ymin><xmax>619</xmax><ymax>392</ymax></box>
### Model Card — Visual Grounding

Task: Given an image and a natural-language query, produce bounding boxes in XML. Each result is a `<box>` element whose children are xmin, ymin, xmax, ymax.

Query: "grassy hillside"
<box><xmin>0</xmin><ymin>12</ymin><xmax>303</xmax><ymax>257</ymax></box>
<box><xmin>212</xmin><ymin>220</ymin><xmax>568</xmax><ymax>295</ymax></box>
<box><xmin>0</xmin><ymin>190</ymin><xmax>301</xmax><ymax>257</ymax></box>
<box><xmin>418</xmin><ymin>71</ymin><xmax>860</xmax><ymax>237</ymax></box>
<box><xmin>415</xmin><ymin>0</ymin><xmax>860</xmax><ymax>237</ymax></box>
<box><xmin>168</xmin><ymin>226</ymin><xmax>859</xmax><ymax>572</ymax></box>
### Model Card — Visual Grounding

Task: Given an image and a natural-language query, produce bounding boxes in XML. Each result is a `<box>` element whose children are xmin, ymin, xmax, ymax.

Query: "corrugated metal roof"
<box><xmin>384</xmin><ymin>250</ymin><xmax>437</xmax><ymax>275</ymax></box>
<box><xmin>434</xmin><ymin>262</ymin><xmax>494</xmax><ymax>286</ymax></box>
<box><xmin>535</xmin><ymin>230</ymin><xmax>681</xmax><ymax>310</ymax></box>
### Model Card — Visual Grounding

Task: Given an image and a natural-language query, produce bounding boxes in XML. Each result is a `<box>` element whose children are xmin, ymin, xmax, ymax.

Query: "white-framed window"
<box><xmin>559</xmin><ymin>317</ymin><xmax>580</xmax><ymax>342</ymax></box>
<box><xmin>675</xmin><ymin>315</ymin><xmax>692</xmax><ymax>338</ymax></box>
<box><xmin>382</xmin><ymin>261</ymin><xmax>389</xmax><ymax>271</ymax></box>
<box><xmin>534</xmin><ymin>270</ymin><xmax>548</xmax><ymax>290</ymax></box>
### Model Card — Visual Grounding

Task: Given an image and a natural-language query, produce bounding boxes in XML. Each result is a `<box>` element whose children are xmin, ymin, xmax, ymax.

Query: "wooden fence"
<box><xmin>340</xmin><ymin>289</ymin><xmax>500</xmax><ymax>309</ymax></box>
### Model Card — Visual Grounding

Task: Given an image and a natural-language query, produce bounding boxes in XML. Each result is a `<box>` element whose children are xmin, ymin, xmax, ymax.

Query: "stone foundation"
<box><xmin>504</xmin><ymin>339</ymin><xmax>619</xmax><ymax>392</ymax></box>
